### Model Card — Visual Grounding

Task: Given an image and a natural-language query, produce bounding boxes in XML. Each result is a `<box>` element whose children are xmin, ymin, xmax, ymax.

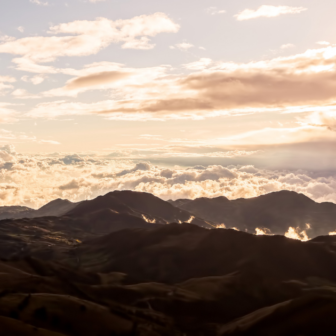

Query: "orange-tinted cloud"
<box><xmin>65</xmin><ymin>71</ymin><xmax>132</xmax><ymax>90</ymax></box>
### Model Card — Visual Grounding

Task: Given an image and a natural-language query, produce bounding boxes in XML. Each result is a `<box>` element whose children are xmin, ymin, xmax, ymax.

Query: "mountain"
<box><xmin>34</xmin><ymin>199</ymin><xmax>78</xmax><ymax>217</ymax></box>
<box><xmin>0</xmin><ymin>191</ymin><xmax>213</xmax><ymax>260</ymax></box>
<box><xmin>66</xmin><ymin>190</ymin><xmax>212</xmax><ymax>228</ymax></box>
<box><xmin>171</xmin><ymin>190</ymin><xmax>336</xmax><ymax>237</ymax></box>
<box><xmin>3</xmin><ymin>190</ymin><xmax>336</xmax><ymax>238</ymax></box>
<box><xmin>0</xmin><ymin>191</ymin><xmax>212</xmax><ymax>230</ymax></box>
<box><xmin>0</xmin><ymin>206</ymin><xmax>35</xmax><ymax>220</ymax></box>
<box><xmin>0</xmin><ymin>199</ymin><xmax>77</xmax><ymax>220</ymax></box>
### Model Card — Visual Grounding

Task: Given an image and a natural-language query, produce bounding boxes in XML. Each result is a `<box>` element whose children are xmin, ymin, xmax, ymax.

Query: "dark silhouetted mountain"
<box><xmin>0</xmin><ymin>206</ymin><xmax>34</xmax><ymax>220</ymax></box>
<box><xmin>66</xmin><ymin>190</ymin><xmax>212</xmax><ymax>229</ymax></box>
<box><xmin>0</xmin><ymin>191</ymin><xmax>211</xmax><ymax>259</ymax></box>
<box><xmin>3</xmin><ymin>190</ymin><xmax>336</xmax><ymax>238</ymax></box>
<box><xmin>34</xmin><ymin>198</ymin><xmax>78</xmax><ymax>217</ymax></box>
<box><xmin>0</xmin><ymin>199</ymin><xmax>77</xmax><ymax>220</ymax></box>
<box><xmin>172</xmin><ymin>190</ymin><xmax>336</xmax><ymax>237</ymax></box>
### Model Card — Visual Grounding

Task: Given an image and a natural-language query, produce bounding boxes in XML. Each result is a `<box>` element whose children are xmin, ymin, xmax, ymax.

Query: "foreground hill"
<box><xmin>170</xmin><ymin>190</ymin><xmax>336</xmax><ymax>237</ymax></box>
<box><xmin>69</xmin><ymin>223</ymin><xmax>336</xmax><ymax>283</ymax></box>
<box><xmin>1</xmin><ymin>225</ymin><xmax>336</xmax><ymax>335</ymax></box>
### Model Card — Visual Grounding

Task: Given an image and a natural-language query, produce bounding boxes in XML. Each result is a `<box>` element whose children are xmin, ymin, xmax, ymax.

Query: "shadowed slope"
<box><xmin>71</xmin><ymin>223</ymin><xmax>336</xmax><ymax>283</ymax></box>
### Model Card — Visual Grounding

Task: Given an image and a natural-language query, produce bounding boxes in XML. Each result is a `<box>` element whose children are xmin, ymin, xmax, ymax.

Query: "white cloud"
<box><xmin>207</xmin><ymin>7</ymin><xmax>226</xmax><ymax>15</ymax></box>
<box><xmin>30</xmin><ymin>0</ymin><xmax>49</xmax><ymax>6</ymax></box>
<box><xmin>0</xmin><ymin>76</ymin><xmax>16</xmax><ymax>94</ymax></box>
<box><xmin>183</xmin><ymin>58</ymin><xmax>212</xmax><ymax>70</ymax></box>
<box><xmin>281</xmin><ymin>44</ymin><xmax>295</xmax><ymax>49</ymax></box>
<box><xmin>0</xmin><ymin>103</ymin><xmax>17</xmax><ymax>123</ymax></box>
<box><xmin>0</xmin><ymin>147</ymin><xmax>336</xmax><ymax>209</ymax></box>
<box><xmin>21</xmin><ymin>75</ymin><xmax>45</xmax><ymax>85</ymax></box>
<box><xmin>12</xmin><ymin>89</ymin><xmax>38</xmax><ymax>99</ymax></box>
<box><xmin>171</xmin><ymin>43</ymin><xmax>194</xmax><ymax>51</ymax></box>
<box><xmin>17</xmin><ymin>27</ymin><xmax>25</xmax><ymax>33</ymax></box>
<box><xmin>0</xmin><ymin>13</ymin><xmax>180</xmax><ymax>66</ymax></box>
<box><xmin>39</xmin><ymin>139</ymin><xmax>60</xmax><ymax>145</ymax></box>
<box><xmin>304</xmin><ymin>111</ymin><xmax>336</xmax><ymax>132</ymax></box>
<box><xmin>235</xmin><ymin>5</ymin><xmax>307</xmax><ymax>21</ymax></box>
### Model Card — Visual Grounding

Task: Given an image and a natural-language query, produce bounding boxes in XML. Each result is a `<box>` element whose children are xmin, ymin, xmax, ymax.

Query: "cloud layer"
<box><xmin>20</xmin><ymin>45</ymin><xmax>336</xmax><ymax>126</ymax></box>
<box><xmin>1</xmin><ymin>146</ymin><xmax>336</xmax><ymax>209</ymax></box>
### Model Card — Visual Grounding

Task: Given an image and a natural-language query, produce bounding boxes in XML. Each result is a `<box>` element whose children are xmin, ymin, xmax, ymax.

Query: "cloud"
<box><xmin>1</xmin><ymin>146</ymin><xmax>336</xmax><ymax>210</ymax></box>
<box><xmin>39</xmin><ymin>140</ymin><xmax>60</xmax><ymax>145</ymax></box>
<box><xmin>21</xmin><ymin>75</ymin><xmax>45</xmax><ymax>85</ymax></box>
<box><xmin>235</xmin><ymin>5</ymin><xmax>307</xmax><ymax>21</ymax></box>
<box><xmin>184</xmin><ymin>58</ymin><xmax>213</xmax><ymax>70</ymax></box>
<box><xmin>0</xmin><ymin>13</ymin><xmax>179</xmax><ymax>66</ymax></box>
<box><xmin>170</xmin><ymin>43</ymin><xmax>194</xmax><ymax>51</ymax></box>
<box><xmin>25</xmin><ymin>45</ymin><xmax>336</xmax><ymax>123</ymax></box>
<box><xmin>41</xmin><ymin>62</ymin><xmax>169</xmax><ymax>97</ymax></box>
<box><xmin>0</xmin><ymin>76</ymin><xmax>16</xmax><ymax>94</ymax></box>
<box><xmin>317</xmin><ymin>41</ymin><xmax>331</xmax><ymax>46</ymax></box>
<box><xmin>60</xmin><ymin>154</ymin><xmax>85</xmax><ymax>165</ymax></box>
<box><xmin>65</xmin><ymin>71</ymin><xmax>132</xmax><ymax>90</ymax></box>
<box><xmin>117</xmin><ymin>162</ymin><xmax>151</xmax><ymax>176</ymax></box>
<box><xmin>17</xmin><ymin>27</ymin><xmax>25</xmax><ymax>33</ymax></box>
<box><xmin>12</xmin><ymin>89</ymin><xmax>39</xmax><ymax>99</ymax></box>
<box><xmin>207</xmin><ymin>7</ymin><xmax>226</xmax><ymax>15</ymax></box>
<box><xmin>30</xmin><ymin>0</ymin><xmax>49</xmax><ymax>6</ymax></box>
<box><xmin>281</xmin><ymin>44</ymin><xmax>295</xmax><ymax>49</ymax></box>
<box><xmin>0</xmin><ymin>104</ymin><xmax>17</xmax><ymax>123</ymax></box>
<box><xmin>304</xmin><ymin>111</ymin><xmax>336</xmax><ymax>131</ymax></box>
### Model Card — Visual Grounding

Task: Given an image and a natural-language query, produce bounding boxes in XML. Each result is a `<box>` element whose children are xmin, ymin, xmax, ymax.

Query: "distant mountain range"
<box><xmin>2</xmin><ymin>190</ymin><xmax>336</xmax><ymax>239</ymax></box>
<box><xmin>170</xmin><ymin>190</ymin><xmax>336</xmax><ymax>237</ymax></box>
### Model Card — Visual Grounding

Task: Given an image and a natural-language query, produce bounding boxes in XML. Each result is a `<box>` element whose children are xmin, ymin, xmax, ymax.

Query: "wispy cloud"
<box><xmin>30</xmin><ymin>0</ymin><xmax>49</xmax><ymax>6</ymax></box>
<box><xmin>207</xmin><ymin>7</ymin><xmax>226</xmax><ymax>15</ymax></box>
<box><xmin>235</xmin><ymin>5</ymin><xmax>307</xmax><ymax>21</ymax></box>
<box><xmin>281</xmin><ymin>43</ymin><xmax>295</xmax><ymax>49</ymax></box>
<box><xmin>0</xmin><ymin>13</ymin><xmax>180</xmax><ymax>66</ymax></box>
<box><xmin>170</xmin><ymin>42</ymin><xmax>194</xmax><ymax>51</ymax></box>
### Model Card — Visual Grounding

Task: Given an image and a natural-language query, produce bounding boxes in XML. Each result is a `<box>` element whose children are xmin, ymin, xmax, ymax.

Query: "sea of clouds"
<box><xmin>0</xmin><ymin>145</ymin><xmax>336</xmax><ymax>209</ymax></box>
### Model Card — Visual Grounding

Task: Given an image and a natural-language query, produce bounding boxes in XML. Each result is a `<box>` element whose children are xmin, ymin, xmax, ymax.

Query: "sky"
<box><xmin>0</xmin><ymin>0</ymin><xmax>336</xmax><ymax>207</ymax></box>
